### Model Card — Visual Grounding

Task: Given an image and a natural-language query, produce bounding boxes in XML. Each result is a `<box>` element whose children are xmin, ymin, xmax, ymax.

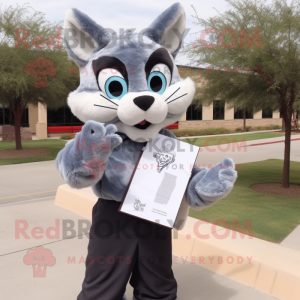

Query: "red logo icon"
<box><xmin>23</xmin><ymin>246</ymin><xmax>56</xmax><ymax>277</ymax></box>
<box><xmin>24</xmin><ymin>56</ymin><xmax>57</xmax><ymax>88</ymax></box>
<box><xmin>83</xmin><ymin>157</ymin><xmax>106</xmax><ymax>178</ymax></box>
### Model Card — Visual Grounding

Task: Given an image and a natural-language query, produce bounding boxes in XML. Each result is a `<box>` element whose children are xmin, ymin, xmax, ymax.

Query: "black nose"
<box><xmin>133</xmin><ymin>95</ymin><xmax>154</xmax><ymax>111</ymax></box>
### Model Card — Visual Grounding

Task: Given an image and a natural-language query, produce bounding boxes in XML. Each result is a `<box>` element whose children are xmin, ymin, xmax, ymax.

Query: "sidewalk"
<box><xmin>0</xmin><ymin>198</ymin><xmax>278</xmax><ymax>300</ymax></box>
<box><xmin>281</xmin><ymin>225</ymin><xmax>300</xmax><ymax>251</ymax></box>
<box><xmin>0</xmin><ymin>160</ymin><xmax>65</xmax><ymax>205</ymax></box>
<box><xmin>1</xmin><ymin>135</ymin><xmax>299</xmax><ymax>206</ymax></box>
<box><xmin>1</xmin><ymin>135</ymin><xmax>299</xmax><ymax>299</ymax></box>
<box><xmin>178</xmin><ymin>129</ymin><xmax>283</xmax><ymax>139</ymax></box>
<box><xmin>194</xmin><ymin>134</ymin><xmax>300</xmax><ymax>165</ymax></box>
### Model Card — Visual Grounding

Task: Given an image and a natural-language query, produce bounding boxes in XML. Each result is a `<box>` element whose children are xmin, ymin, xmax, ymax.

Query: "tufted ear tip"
<box><xmin>170</xmin><ymin>2</ymin><xmax>184</xmax><ymax>10</ymax></box>
<box><xmin>63</xmin><ymin>8</ymin><xmax>109</xmax><ymax>67</ymax></box>
<box><xmin>64</xmin><ymin>8</ymin><xmax>80</xmax><ymax>29</ymax></box>
<box><xmin>145</xmin><ymin>2</ymin><xmax>187</xmax><ymax>57</ymax></box>
<box><xmin>64</xmin><ymin>8</ymin><xmax>74</xmax><ymax>18</ymax></box>
<box><xmin>174</xmin><ymin>2</ymin><xmax>185</xmax><ymax>13</ymax></box>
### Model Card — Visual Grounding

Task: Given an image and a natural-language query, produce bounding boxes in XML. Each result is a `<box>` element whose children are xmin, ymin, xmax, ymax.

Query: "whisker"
<box><xmin>167</xmin><ymin>93</ymin><xmax>188</xmax><ymax>104</ymax></box>
<box><xmin>165</xmin><ymin>87</ymin><xmax>180</xmax><ymax>102</ymax></box>
<box><xmin>100</xmin><ymin>94</ymin><xmax>119</xmax><ymax>106</ymax></box>
<box><xmin>94</xmin><ymin>104</ymin><xmax>117</xmax><ymax>110</ymax></box>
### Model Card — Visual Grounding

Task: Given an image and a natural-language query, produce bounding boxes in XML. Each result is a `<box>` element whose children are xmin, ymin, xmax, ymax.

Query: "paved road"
<box><xmin>0</xmin><ymin>160</ymin><xmax>65</xmax><ymax>205</ymax></box>
<box><xmin>1</xmin><ymin>135</ymin><xmax>297</xmax><ymax>299</ymax></box>
<box><xmin>0</xmin><ymin>199</ymin><xmax>278</xmax><ymax>300</ymax></box>
<box><xmin>0</xmin><ymin>135</ymin><xmax>299</xmax><ymax>205</ymax></box>
<box><xmin>194</xmin><ymin>134</ymin><xmax>300</xmax><ymax>166</ymax></box>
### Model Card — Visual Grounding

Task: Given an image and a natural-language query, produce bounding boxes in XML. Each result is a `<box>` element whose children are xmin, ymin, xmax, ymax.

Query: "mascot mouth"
<box><xmin>134</xmin><ymin>120</ymin><xmax>152</xmax><ymax>130</ymax></box>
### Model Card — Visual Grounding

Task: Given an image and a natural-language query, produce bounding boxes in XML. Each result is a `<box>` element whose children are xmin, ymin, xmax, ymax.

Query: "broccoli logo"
<box><xmin>24</xmin><ymin>56</ymin><xmax>57</xmax><ymax>88</ymax></box>
<box><xmin>23</xmin><ymin>246</ymin><xmax>56</xmax><ymax>277</ymax></box>
<box><xmin>153</xmin><ymin>143</ymin><xmax>176</xmax><ymax>173</ymax></box>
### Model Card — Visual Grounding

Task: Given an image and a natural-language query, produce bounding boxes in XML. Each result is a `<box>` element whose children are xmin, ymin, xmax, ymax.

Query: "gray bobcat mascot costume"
<box><xmin>57</xmin><ymin>3</ymin><xmax>237</xmax><ymax>300</ymax></box>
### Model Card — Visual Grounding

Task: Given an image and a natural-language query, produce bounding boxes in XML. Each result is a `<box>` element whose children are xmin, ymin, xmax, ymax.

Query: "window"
<box><xmin>234</xmin><ymin>109</ymin><xmax>253</xmax><ymax>119</ymax></box>
<box><xmin>262</xmin><ymin>108</ymin><xmax>273</xmax><ymax>118</ymax></box>
<box><xmin>0</xmin><ymin>106</ymin><xmax>29</xmax><ymax>127</ymax></box>
<box><xmin>186</xmin><ymin>104</ymin><xmax>202</xmax><ymax>120</ymax></box>
<box><xmin>0</xmin><ymin>106</ymin><xmax>11</xmax><ymax>125</ymax></box>
<box><xmin>20</xmin><ymin>107</ymin><xmax>29</xmax><ymax>127</ymax></box>
<box><xmin>47</xmin><ymin>105</ymin><xmax>84</xmax><ymax>126</ymax></box>
<box><xmin>213</xmin><ymin>100</ymin><xmax>225</xmax><ymax>120</ymax></box>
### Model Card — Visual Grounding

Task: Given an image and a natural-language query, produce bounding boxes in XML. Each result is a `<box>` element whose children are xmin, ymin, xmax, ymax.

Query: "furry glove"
<box><xmin>186</xmin><ymin>157</ymin><xmax>237</xmax><ymax>210</ymax></box>
<box><xmin>56</xmin><ymin>121</ymin><xmax>122</xmax><ymax>189</ymax></box>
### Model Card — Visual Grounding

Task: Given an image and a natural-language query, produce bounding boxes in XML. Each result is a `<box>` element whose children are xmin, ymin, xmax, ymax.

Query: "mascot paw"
<box><xmin>79</xmin><ymin>121</ymin><xmax>123</xmax><ymax>157</ymax></box>
<box><xmin>196</xmin><ymin>157</ymin><xmax>237</xmax><ymax>202</ymax></box>
<box><xmin>187</xmin><ymin>158</ymin><xmax>237</xmax><ymax>209</ymax></box>
<box><xmin>56</xmin><ymin>120</ymin><xmax>123</xmax><ymax>188</ymax></box>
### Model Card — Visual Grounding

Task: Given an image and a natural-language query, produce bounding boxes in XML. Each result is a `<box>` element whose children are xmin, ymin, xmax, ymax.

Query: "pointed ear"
<box><xmin>144</xmin><ymin>3</ymin><xmax>186</xmax><ymax>57</ymax></box>
<box><xmin>64</xmin><ymin>9</ymin><xmax>110</xmax><ymax>67</ymax></box>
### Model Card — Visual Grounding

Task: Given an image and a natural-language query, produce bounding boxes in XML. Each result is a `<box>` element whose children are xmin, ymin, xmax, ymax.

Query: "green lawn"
<box><xmin>182</xmin><ymin>132</ymin><xmax>285</xmax><ymax>147</ymax></box>
<box><xmin>189</xmin><ymin>159</ymin><xmax>300</xmax><ymax>243</ymax></box>
<box><xmin>0</xmin><ymin>140</ymin><xmax>66</xmax><ymax>165</ymax></box>
<box><xmin>0</xmin><ymin>132</ymin><xmax>284</xmax><ymax>165</ymax></box>
<box><xmin>1</xmin><ymin>139</ymin><xmax>299</xmax><ymax>243</ymax></box>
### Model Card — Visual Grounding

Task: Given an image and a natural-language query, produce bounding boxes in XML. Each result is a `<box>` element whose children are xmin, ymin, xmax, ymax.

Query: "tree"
<box><xmin>0</xmin><ymin>4</ymin><xmax>79</xmax><ymax>150</ymax></box>
<box><xmin>185</xmin><ymin>0</ymin><xmax>300</xmax><ymax>188</ymax></box>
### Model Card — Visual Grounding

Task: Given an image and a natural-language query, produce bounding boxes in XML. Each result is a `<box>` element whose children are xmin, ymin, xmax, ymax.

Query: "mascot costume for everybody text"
<box><xmin>56</xmin><ymin>3</ymin><xmax>237</xmax><ymax>300</ymax></box>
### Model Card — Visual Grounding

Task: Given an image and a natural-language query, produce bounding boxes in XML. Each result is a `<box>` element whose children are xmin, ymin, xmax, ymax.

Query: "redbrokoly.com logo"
<box><xmin>23</xmin><ymin>246</ymin><xmax>56</xmax><ymax>277</ymax></box>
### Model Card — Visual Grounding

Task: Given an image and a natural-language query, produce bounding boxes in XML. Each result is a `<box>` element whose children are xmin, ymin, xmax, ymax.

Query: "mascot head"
<box><xmin>64</xmin><ymin>2</ymin><xmax>195</xmax><ymax>141</ymax></box>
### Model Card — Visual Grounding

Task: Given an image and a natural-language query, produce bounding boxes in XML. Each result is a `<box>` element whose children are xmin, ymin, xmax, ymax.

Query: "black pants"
<box><xmin>78</xmin><ymin>199</ymin><xmax>177</xmax><ymax>300</ymax></box>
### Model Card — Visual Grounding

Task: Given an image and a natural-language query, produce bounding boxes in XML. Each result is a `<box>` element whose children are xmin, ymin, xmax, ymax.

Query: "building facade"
<box><xmin>177</xmin><ymin>65</ymin><xmax>282</xmax><ymax>130</ymax></box>
<box><xmin>179</xmin><ymin>102</ymin><xmax>281</xmax><ymax>131</ymax></box>
<box><xmin>1</xmin><ymin>65</ymin><xmax>283</xmax><ymax>138</ymax></box>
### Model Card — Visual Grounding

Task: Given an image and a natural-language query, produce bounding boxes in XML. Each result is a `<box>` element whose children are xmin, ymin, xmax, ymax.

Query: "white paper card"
<box><xmin>119</xmin><ymin>134</ymin><xmax>200</xmax><ymax>228</ymax></box>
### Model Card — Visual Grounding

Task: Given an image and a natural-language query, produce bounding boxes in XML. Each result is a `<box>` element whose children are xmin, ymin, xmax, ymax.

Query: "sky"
<box><xmin>0</xmin><ymin>0</ymin><xmax>230</xmax><ymax>65</ymax></box>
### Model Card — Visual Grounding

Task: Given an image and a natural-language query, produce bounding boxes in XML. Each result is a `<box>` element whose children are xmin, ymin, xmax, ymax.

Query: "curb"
<box><xmin>172</xmin><ymin>217</ymin><xmax>300</xmax><ymax>300</ymax></box>
<box><xmin>55</xmin><ymin>184</ymin><xmax>300</xmax><ymax>300</ymax></box>
<box><xmin>178</xmin><ymin>130</ymin><xmax>282</xmax><ymax>139</ymax></box>
<box><xmin>248</xmin><ymin>138</ymin><xmax>300</xmax><ymax>147</ymax></box>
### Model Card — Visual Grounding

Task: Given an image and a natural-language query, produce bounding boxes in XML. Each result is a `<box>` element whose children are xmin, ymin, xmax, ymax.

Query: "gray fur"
<box><xmin>72</xmin><ymin>35</ymin><xmax>181</xmax><ymax>94</ymax></box>
<box><xmin>57</xmin><ymin>120</ymin><xmax>237</xmax><ymax>209</ymax></box>
<box><xmin>186</xmin><ymin>158</ymin><xmax>237</xmax><ymax>210</ymax></box>
<box><xmin>58</xmin><ymin>2</ymin><xmax>237</xmax><ymax>220</ymax></box>
<box><xmin>72</xmin><ymin>8</ymin><xmax>111</xmax><ymax>49</ymax></box>
<box><xmin>56</xmin><ymin>121</ymin><xmax>122</xmax><ymax>189</ymax></box>
<box><xmin>92</xmin><ymin>128</ymin><xmax>175</xmax><ymax>201</ymax></box>
<box><xmin>64</xmin><ymin>9</ymin><xmax>110</xmax><ymax>67</ymax></box>
<box><xmin>63</xmin><ymin>4</ymin><xmax>191</xmax><ymax>142</ymax></box>
<box><xmin>144</xmin><ymin>2</ymin><xmax>185</xmax><ymax>57</ymax></box>
<box><xmin>57</xmin><ymin>5</ymin><xmax>238</xmax><ymax>300</ymax></box>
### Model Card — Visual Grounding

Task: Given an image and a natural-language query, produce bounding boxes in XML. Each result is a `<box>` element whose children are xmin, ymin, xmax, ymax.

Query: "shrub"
<box><xmin>234</xmin><ymin>126</ymin><xmax>252</xmax><ymax>132</ymax></box>
<box><xmin>271</xmin><ymin>125</ymin><xmax>281</xmax><ymax>129</ymax></box>
<box><xmin>170</xmin><ymin>127</ymin><xmax>231</xmax><ymax>137</ymax></box>
<box><xmin>60</xmin><ymin>134</ymin><xmax>75</xmax><ymax>140</ymax></box>
<box><xmin>255</xmin><ymin>126</ymin><xmax>262</xmax><ymax>130</ymax></box>
<box><xmin>265</xmin><ymin>125</ymin><xmax>282</xmax><ymax>130</ymax></box>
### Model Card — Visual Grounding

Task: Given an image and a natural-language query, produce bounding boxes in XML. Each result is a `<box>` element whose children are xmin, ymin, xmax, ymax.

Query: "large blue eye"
<box><xmin>105</xmin><ymin>76</ymin><xmax>128</xmax><ymax>100</ymax></box>
<box><xmin>148</xmin><ymin>72</ymin><xmax>167</xmax><ymax>95</ymax></box>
